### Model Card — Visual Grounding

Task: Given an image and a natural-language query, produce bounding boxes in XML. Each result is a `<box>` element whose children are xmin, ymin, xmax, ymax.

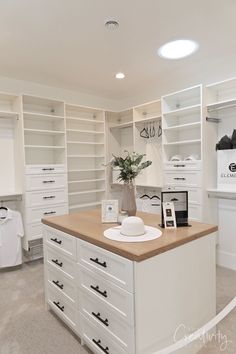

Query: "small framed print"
<box><xmin>162</xmin><ymin>202</ymin><xmax>177</xmax><ymax>229</ymax></box>
<box><xmin>102</xmin><ymin>200</ymin><xmax>119</xmax><ymax>223</ymax></box>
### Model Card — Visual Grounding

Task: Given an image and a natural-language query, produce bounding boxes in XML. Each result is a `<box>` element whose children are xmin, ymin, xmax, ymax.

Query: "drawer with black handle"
<box><xmin>25</xmin><ymin>189</ymin><xmax>67</xmax><ymax>208</ymax></box>
<box><xmin>78</xmin><ymin>264</ymin><xmax>134</xmax><ymax>325</ymax></box>
<box><xmin>25</xmin><ymin>204</ymin><xmax>68</xmax><ymax>224</ymax></box>
<box><xmin>45</xmin><ymin>225</ymin><xmax>76</xmax><ymax>260</ymax></box>
<box><xmin>46</xmin><ymin>245</ymin><xmax>76</xmax><ymax>279</ymax></box>
<box><xmin>77</xmin><ymin>239</ymin><xmax>134</xmax><ymax>292</ymax></box>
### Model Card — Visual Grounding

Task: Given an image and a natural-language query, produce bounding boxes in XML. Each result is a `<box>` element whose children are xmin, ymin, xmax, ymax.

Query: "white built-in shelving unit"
<box><xmin>66</xmin><ymin>104</ymin><xmax>106</xmax><ymax>211</ymax></box>
<box><xmin>22</xmin><ymin>95</ymin><xmax>68</xmax><ymax>257</ymax></box>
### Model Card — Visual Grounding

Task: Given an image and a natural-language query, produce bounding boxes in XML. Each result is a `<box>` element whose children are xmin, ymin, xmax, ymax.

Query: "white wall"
<box><xmin>0</xmin><ymin>75</ymin><xmax>120</xmax><ymax>111</ymax></box>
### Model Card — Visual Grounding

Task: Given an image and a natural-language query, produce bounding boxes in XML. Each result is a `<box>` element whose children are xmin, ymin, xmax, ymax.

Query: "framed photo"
<box><xmin>162</xmin><ymin>202</ymin><xmax>177</xmax><ymax>229</ymax></box>
<box><xmin>161</xmin><ymin>191</ymin><xmax>189</xmax><ymax>227</ymax></box>
<box><xmin>102</xmin><ymin>200</ymin><xmax>119</xmax><ymax>223</ymax></box>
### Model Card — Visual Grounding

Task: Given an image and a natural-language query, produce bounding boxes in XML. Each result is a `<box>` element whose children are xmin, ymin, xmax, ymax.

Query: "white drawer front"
<box><xmin>77</xmin><ymin>239</ymin><xmax>133</xmax><ymax>292</ymax></box>
<box><xmin>25</xmin><ymin>164</ymin><xmax>66</xmax><ymax>175</ymax></box>
<box><xmin>45</xmin><ymin>226</ymin><xmax>76</xmax><ymax>260</ymax></box>
<box><xmin>25</xmin><ymin>204</ymin><xmax>68</xmax><ymax>224</ymax></box>
<box><xmin>164</xmin><ymin>161</ymin><xmax>201</xmax><ymax>171</ymax></box>
<box><xmin>79</xmin><ymin>265</ymin><xmax>134</xmax><ymax>325</ymax></box>
<box><xmin>81</xmin><ymin>314</ymin><xmax>127</xmax><ymax>354</ymax></box>
<box><xmin>46</xmin><ymin>263</ymin><xmax>76</xmax><ymax>302</ymax></box>
<box><xmin>80</xmin><ymin>290</ymin><xmax>135</xmax><ymax>353</ymax></box>
<box><xmin>189</xmin><ymin>204</ymin><xmax>202</xmax><ymax>221</ymax></box>
<box><xmin>47</xmin><ymin>283</ymin><xmax>76</xmax><ymax>329</ymax></box>
<box><xmin>165</xmin><ymin>186</ymin><xmax>202</xmax><ymax>204</ymax></box>
<box><xmin>25</xmin><ymin>189</ymin><xmax>67</xmax><ymax>208</ymax></box>
<box><xmin>164</xmin><ymin>171</ymin><xmax>202</xmax><ymax>187</ymax></box>
<box><xmin>25</xmin><ymin>174</ymin><xmax>67</xmax><ymax>191</ymax></box>
<box><xmin>25</xmin><ymin>223</ymin><xmax>42</xmax><ymax>241</ymax></box>
<box><xmin>45</xmin><ymin>245</ymin><xmax>76</xmax><ymax>279</ymax></box>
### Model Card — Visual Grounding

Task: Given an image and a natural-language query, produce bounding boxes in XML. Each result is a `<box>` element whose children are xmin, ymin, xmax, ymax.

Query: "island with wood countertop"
<box><xmin>42</xmin><ymin>209</ymin><xmax>218</xmax><ymax>354</ymax></box>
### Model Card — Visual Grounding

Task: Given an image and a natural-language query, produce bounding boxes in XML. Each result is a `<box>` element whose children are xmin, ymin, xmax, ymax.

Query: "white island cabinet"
<box><xmin>43</xmin><ymin>209</ymin><xmax>217</xmax><ymax>354</ymax></box>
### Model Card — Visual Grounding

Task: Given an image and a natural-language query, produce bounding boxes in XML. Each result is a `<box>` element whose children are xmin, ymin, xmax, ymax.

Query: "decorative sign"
<box><xmin>162</xmin><ymin>202</ymin><xmax>177</xmax><ymax>229</ymax></box>
<box><xmin>161</xmin><ymin>191</ymin><xmax>189</xmax><ymax>227</ymax></box>
<box><xmin>102</xmin><ymin>200</ymin><xmax>119</xmax><ymax>223</ymax></box>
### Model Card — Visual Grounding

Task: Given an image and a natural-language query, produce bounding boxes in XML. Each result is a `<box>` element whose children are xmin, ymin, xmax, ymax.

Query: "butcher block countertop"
<box><xmin>42</xmin><ymin>209</ymin><xmax>218</xmax><ymax>262</ymax></box>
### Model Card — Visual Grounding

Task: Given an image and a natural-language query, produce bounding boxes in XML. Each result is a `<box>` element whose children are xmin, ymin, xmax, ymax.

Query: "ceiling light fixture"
<box><xmin>115</xmin><ymin>73</ymin><xmax>125</xmax><ymax>79</ymax></box>
<box><xmin>105</xmin><ymin>20</ymin><xmax>119</xmax><ymax>30</ymax></box>
<box><xmin>158</xmin><ymin>39</ymin><xmax>199</xmax><ymax>59</ymax></box>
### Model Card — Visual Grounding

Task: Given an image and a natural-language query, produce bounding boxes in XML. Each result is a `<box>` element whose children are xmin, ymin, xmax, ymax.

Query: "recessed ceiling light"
<box><xmin>115</xmin><ymin>73</ymin><xmax>125</xmax><ymax>79</ymax></box>
<box><xmin>158</xmin><ymin>39</ymin><xmax>199</xmax><ymax>59</ymax></box>
<box><xmin>105</xmin><ymin>20</ymin><xmax>119</xmax><ymax>30</ymax></box>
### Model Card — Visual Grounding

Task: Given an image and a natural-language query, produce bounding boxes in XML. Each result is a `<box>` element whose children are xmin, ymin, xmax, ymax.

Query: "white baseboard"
<box><xmin>217</xmin><ymin>250</ymin><xmax>236</xmax><ymax>271</ymax></box>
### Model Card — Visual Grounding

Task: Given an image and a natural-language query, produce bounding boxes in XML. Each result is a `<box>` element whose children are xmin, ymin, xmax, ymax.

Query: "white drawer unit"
<box><xmin>46</xmin><ymin>263</ymin><xmax>76</xmax><ymax>302</ymax></box>
<box><xmin>164</xmin><ymin>170</ymin><xmax>202</xmax><ymax>187</ymax></box>
<box><xmin>45</xmin><ymin>226</ymin><xmax>76</xmax><ymax>260</ymax></box>
<box><xmin>25</xmin><ymin>174</ymin><xmax>67</xmax><ymax>191</ymax></box>
<box><xmin>77</xmin><ymin>239</ymin><xmax>134</xmax><ymax>292</ymax></box>
<box><xmin>25</xmin><ymin>164</ymin><xmax>66</xmax><ymax>175</ymax></box>
<box><xmin>79</xmin><ymin>264</ymin><xmax>134</xmax><ymax>325</ymax></box>
<box><xmin>164</xmin><ymin>160</ymin><xmax>202</xmax><ymax>171</ymax></box>
<box><xmin>189</xmin><ymin>203</ymin><xmax>202</xmax><ymax>221</ymax></box>
<box><xmin>79</xmin><ymin>290</ymin><xmax>135</xmax><ymax>353</ymax></box>
<box><xmin>47</xmin><ymin>283</ymin><xmax>76</xmax><ymax>330</ymax></box>
<box><xmin>81</xmin><ymin>314</ymin><xmax>127</xmax><ymax>354</ymax></box>
<box><xmin>45</xmin><ymin>245</ymin><xmax>76</xmax><ymax>279</ymax></box>
<box><xmin>25</xmin><ymin>203</ymin><xmax>68</xmax><ymax>224</ymax></box>
<box><xmin>25</xmin><ymin>189</ymin><xmax>67</xmax><ymax>208</ymax></box>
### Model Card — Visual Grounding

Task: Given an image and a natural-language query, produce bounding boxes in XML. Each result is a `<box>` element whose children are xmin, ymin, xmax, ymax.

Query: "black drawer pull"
<box><xmin>92</xmin><ymin>339</ymin><xmax>109</xmax><ymax>354</ymax></box>
<box><xmin>90</xmin><ymin>285</ymin><xmax>107</xmax><ymax>298</ymax></box>
<box><xmin>43</xmin><ymin>195</ymin><xmax>56</xmax><ymax>199</ymax></box>
<box><xmin>92</xmin><ymin>312</ymin><xmax>109</xmax><ymax>327</ymax></box>
<box><xmin>50</xmin><ymin>237</ymin><xmax>62</xmax><ymax>245</ymax></box>
<box><xmin>42</xmin><ymin>168</ymin><xmax>55</xmax><ymax>171</ymax></box>
<box><xmin>174</xmin><ymin>177</ymin><xmax>186</xmax><ymax>181</ymax></box>
<box><xmin>90</xmin><ymin>257</ymin><xmax>107</xmax><ymax>268</ymax></box>
<box><xmin>43</xmin><ymin>180</ymin><xmax>55</xmax><ymax>183</ymax></box>
<box><xmin>53</xmin><ymin>301</ymin><xmax>64</xmax><ymax>312</ymax></box>
<box><xmin>44</xmin><ymin>211</ymin><xmax>56</xmax><ymax>215</ymax></box>
<box><xmin>174</xmin><ymin>164</ymin><xmax>186</xmax><ymax>168</ymax></box>
<box><xmin>51</xmin><ymin>259</ymin><xmax>63</xmax><ymax>267</ymax></box>
<box><xmin>52</xmin><ymin>280</ymin><xmax>64</xmax><ymax>290</ymax></box>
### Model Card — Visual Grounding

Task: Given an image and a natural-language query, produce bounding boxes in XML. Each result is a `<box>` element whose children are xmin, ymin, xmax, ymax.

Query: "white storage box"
<box><xmin>217</xmin><ymin>150</ymin><xmax>236</xmax><ymax>190</ymax></box>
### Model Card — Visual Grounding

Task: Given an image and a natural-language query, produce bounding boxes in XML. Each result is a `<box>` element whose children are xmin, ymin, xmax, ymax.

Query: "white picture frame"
<box><xmin>102</xmin><ymin>200</ymin><xmax>119</xmax><ymax>223</ymax></box>
<box><xmin>162</xmin><ymin>202</ymin><xmax>177</xmax><ymax>229</ymax></box>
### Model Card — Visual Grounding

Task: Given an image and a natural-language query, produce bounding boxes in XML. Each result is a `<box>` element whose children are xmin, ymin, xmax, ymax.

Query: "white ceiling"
<box><xmin>1</xmin><ymin>0</ymin><xmax>236</xmax><ymax>102</ymax></box>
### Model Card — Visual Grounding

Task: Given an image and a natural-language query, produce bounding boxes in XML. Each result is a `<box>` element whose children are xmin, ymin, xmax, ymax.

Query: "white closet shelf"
<box><xmin>0</xmin><ymin>111</ymin><xmax>19</xmax><ymax>118</ymax></box>
<box><xmin>162</xmin><ymin>104</ymin><xmax>201</xmax><ymax>117</ymax></box>
<box><xmin>69</xmin><ymin>178</ymin><xmax>105</xmax><ymax>184</ymax></box>
<box><xmin>69</xmin><ymin>189</ymin><xmax>105</xmax><ymax>196</ymax></box>
<box><xmin>207</xmin><ymin>98</ymin><xmax>236</xmax><ymax>111</ymax></box>
<box><xmin>163</xmin><ymin>122</ymin><xmax>201</xmax><ymax>131</ymax></box>
<box><xmin>110</xmin><ymin>122</ymin><xmax>133</xmax><ymax>129</ymax></box>
<box><xmin>66</xmin><ymin>116</ymin><xmax>104</xmax><ymax>124</ymax></box>
<box><xmin>24</xmin><ymin>129</ymin><xmax>65</xmax><ymax>135</ymax></box>
<box><xmin>67</xmin><ymin>154</ymin><xmax>105</xmax><ymax>158</ymax></box>
<box><xmin>163</xmin><ymin>139</ymin><xmax>201</xmax><ymax>146</ymax></box>
<box><xmin>69</xmin><ymin>201</ymin><xmax>101</xmax><ymax>210</ymax></box>
<box><xmin>68</xmin><ymin>168</ymin><xmax>105</xmax><ymax>172</ymax></box>
<box><xmin>24</xmin><ymin>145</ymin><xmax>65</xmax><ymax>149</ymax></box>
<box><xmin>207</xmin><ymin>188</ymin><xmax>236</xmax><ymax>199</ymax></box>
<box><xmin>67</xmin><ymin>141</ymin><xmax>104</xmax><ymax>145</ymax></box>
<box><xmin>134</xmin><ymin>115</ymin><xmax>161</xmax><ymax>124</ymax></box>
<box><xmin>23</xmin><ymin>112</ymin><xmax>64</xmax><ymax>120</ymax></box>
<box><xmin>67</xmin><ymin>129</ymin><xmax>104</xmax><ymax>134</ymax></box>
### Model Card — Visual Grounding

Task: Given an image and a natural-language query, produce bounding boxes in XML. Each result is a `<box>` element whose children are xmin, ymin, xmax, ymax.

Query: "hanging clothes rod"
<box><xmin>208</xmin><ymin>194</ymin><xmax>236</xmax><ymax>201</ymax></box>
<box><xmin>206</xmin><ymin>117</ymin><xmax>221</xmax><ymax>123</ymax></box>
<box><xmin>0</xmin><ymin>196</ymin><xmax>22</xmax><ymax>203</ymax></box>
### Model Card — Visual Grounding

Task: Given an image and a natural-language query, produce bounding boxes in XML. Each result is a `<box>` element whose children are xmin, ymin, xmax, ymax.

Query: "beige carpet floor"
<box><xmin>0</xmin><ymin>261</ymin><xmax>235</xmax><ymax>354</ymax></box>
